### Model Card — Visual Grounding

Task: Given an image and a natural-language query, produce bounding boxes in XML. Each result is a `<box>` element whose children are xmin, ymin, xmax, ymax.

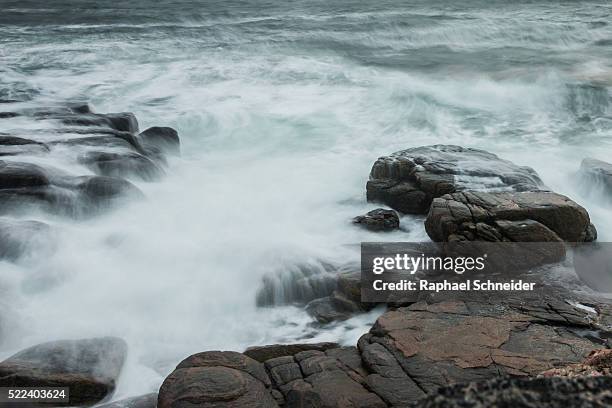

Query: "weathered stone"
<box><xmin>158</xmin><ymin>351</ymin><xmax>277</xmax><ymax>408</ymax></box>
<box><xmin>353</xmin><ymin>208</ymin><xmax>400</xmax><ymax>232</ymax></box>
<box><xmin>304</xmin><ymin>370</ymin><xmax>386</xmax><ymax>408</ymax></box>
<box><xmin>177</xmin><ymin>350</ymin><xmax>270</xmax><ymax>386</ymax></box>
<box><xmin>0</xmin><ymin>337</ymin><xmax>127</xmax><ymax>406</ymax></box>
<box><xmin>541</xmin><ymin>349</ymin><xmax>612</xmax><ymax>378</ymax></box>
<box><xmin>268</xmin><ymin>361</ymin><xmax>303</xmax><ymax>387</ymax></box>
<box><xmin>367</xmin><ymin>145</ymin><xmax>543</xmax><ymax>214</ymax></box>
<box><xmin>361</xmin><ymin>291</ymin><xmax>608</xmax><ymax>392</ymax></box>
<box><xmin>425</xmin><ymin>191</ymin><xmax>594</xmax><ymax>243</ymax></box>
<box><xmin>244</xmin><ymin>343</ymin><xmax>339</xmax><ymax>363</ymax></box>
<box><xmin>158</xmin><ymin>366</ymin><xmax>278</xmax><ymax>408</ymax></box>
<box><xmin>410</xmin><ymin>376</ymin><xmax>612</xmax><ymax>408</ymax></box>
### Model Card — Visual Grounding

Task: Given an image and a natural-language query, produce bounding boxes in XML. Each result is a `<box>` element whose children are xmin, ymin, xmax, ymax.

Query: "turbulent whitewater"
<box><xmin>1</xmin><ymin>0</ymin><xmax>611</xmax><ymax>400</ymax></box>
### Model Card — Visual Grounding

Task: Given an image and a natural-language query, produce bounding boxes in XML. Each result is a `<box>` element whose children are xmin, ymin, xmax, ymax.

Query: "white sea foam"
<box><xmin>0</xmin><ymin>0</ymin><xmax>611</xmax><ymax>400</ymax></box>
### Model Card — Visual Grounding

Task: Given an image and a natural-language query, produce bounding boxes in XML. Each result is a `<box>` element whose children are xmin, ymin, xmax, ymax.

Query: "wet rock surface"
<box><xmin>425</xmin><ymin>191</ymin><xmax>595</xmax><ymax>243</ymax></box>
<box><xmin>353</xmin><ymin>208</ymin><xmax>400</xmax><ymax>232</ymax></box>
<box><xmin>367</xmin><ymin>145</ymin><xmax>543</xmax><ymax>214</ymax></box>
<box><xmin>160</xmin><ymin>288</ymin><xmax>611</xmax><ymax>407</ymax></box>
<box><xmin>0</xmin><ymin>337</ymin><xmax>127</xmax><ymax>406</ymax></box>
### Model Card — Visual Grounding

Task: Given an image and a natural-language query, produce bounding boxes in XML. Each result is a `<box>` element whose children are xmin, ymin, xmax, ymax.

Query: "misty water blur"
<box><xmin>1</xmin><ymin>0</ymin><xmax>611</xmax><ymax>401</ymax></box>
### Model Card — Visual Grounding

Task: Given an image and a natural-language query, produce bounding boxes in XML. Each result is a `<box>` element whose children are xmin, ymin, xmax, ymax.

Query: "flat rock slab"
<box><xmin>0</xmin><ymin>337</ymin><xmax>127</xmax><ymax>406</ymax></box>
<box><xmin>367</xmin><ymin>145</ymin><xmax>543</xmax><ymax>214</ymax></box>
<box><xmin>425</xmin><ymin>191</ymin><xmax>595</xmax><ymax>242</ymax></box>
<box><xmin>360</xmin><ymin>292</ymin><xmax>608</xmax><ymax>394</ymax></box>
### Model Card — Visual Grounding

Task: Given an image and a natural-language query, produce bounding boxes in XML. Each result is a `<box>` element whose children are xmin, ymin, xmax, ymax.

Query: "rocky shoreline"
<box><xmin>1</xmin><ymin>107</ymin><xmax>611</xmax><ymax>407</ymax></box>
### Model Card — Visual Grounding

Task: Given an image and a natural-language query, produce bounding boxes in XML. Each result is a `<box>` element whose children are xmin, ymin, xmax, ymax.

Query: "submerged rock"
<box><xmin>353</xmin><ymin>208</ymin><xmax>400</xmax><ymax>231</ymax></box>
<box><xmin>0</xmin><ymin>337</ymin><xmax>127</xmax><ymax>406</ymax></box>
<box><xmin>0</xmin><ymin>218</ymin><xmax>53</xmax><ymax>262</ymax></box>
<box><xmin>579</xmin><ymin>157</ymin><xmax>612</xmax><ymax>199</ymax></box>
<box><xmin>367</xmin><ymin>145</ymin><xmax>543</xmax><ymax>214</ymax></box>
<box><xmin>0</xmin><ymin>103</ymin><xmax>178</xmax><ymax>220</ymax></box>
<box><xmin>255</xmin><ymin>261</ymin><xmax>339</xmax><ymax>307</ymax></box>
<box><xmin>0</xmin><ymin>161</ymin><xmax>50</xmax><ymax>189</ymax></box>
<box><xmin>138</xmin><ymin>127</ymin><xmax>180</xmax><ymax>155</ymax></box>
<box><xmin>0</xmin><ymin>136</ymin><xmax>49</xmax><ymax>156</ymax></box>
<box><xmin>59</xmin><ymin>112</ymin><xmax>139</xmax><ymax>134</ymax></box>
<box><xmin>79</xmin><ymin>151</ymin><xmax>164</xmax><ymax>181</ymax></box>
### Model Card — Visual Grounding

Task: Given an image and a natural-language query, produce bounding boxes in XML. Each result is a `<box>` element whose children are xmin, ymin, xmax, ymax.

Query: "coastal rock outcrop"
<box><xmin>367</xmin><ymin>145</ymin><xmax>543</xmax><ymax>214</ymax></box>
<box><xmin>0</xmin><ymin>337</ymin><xmax>127</xmax><ymax>406</ymax></box>
<box><xmin>0</xmin><ymin>102</ymin><xmax>179</xmax><ymax>253</ymax></box>
<box><xmin>159</xmin><ymin>349</ymin><xmax>386</xmax><ymax>408</ymax></box>
<box><xmin>159</xmin><ymin>288</ymin><xmax>611</xmax><ymax>407</ymax></box>
<box><xmin>424</xmin><ymin>191</ymin><xmax>596</xmax><ymax>243</ymax></box>
<box><xmin>358</xmin><ymin>292</ymin><xmax>605</xmax><ymax>399</ymax></box>
<box><xmin>158</xmin><ymin>351</ymin><xmax>278</xmax><ymax>408</ymax></box>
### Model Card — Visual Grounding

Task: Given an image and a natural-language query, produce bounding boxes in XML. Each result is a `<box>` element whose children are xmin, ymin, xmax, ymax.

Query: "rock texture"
<box><xmin>353</xmin><ymin>208</ymin><xmax>400</xmax><ymax>232</ymax></box>
<box><xmin>158</xmin><ymin>348</ymin><xmax>386</xmax><ymax>408</ymax></box>
<box><xmin>244</xmin><ymin>343</ymin><xmax>339</xmax><ymax>363</ymax></box>
<box><xmin>159</xmin><ymin>288</ymin><xmax>611</xmax><ymax>407</ymax></box>
<box><xmin>158</xmin><ymin>351</ymin><xmax>278</xmax><ymax>408</ymax></box>
<box><xmin>541</xmin><ymin>349</ymin><xmax>612</xmax><ymax>378</ymax></box>
<box><xmin>425</xmin><ymin>191</ymin><xmax>596</xmax><ymax>243</ymax></box>
<box><xmin>359</xmin><ymin>294</ymin><xmax>605</xmax><ymax>399</ymax></box>
<box><xmin>0</xmin><ymin>337</ymin><xmax>127</xmax><ymax>406</ymax></box>
<box><xmin>410</xmin><ymin>376</ymin><xmax>612</xmax><ymax>408</ymax></box>
<box><xmin>367</xmin><ymin>145</ymin><xmax>543</xmax><ymax>214</ymax></box>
